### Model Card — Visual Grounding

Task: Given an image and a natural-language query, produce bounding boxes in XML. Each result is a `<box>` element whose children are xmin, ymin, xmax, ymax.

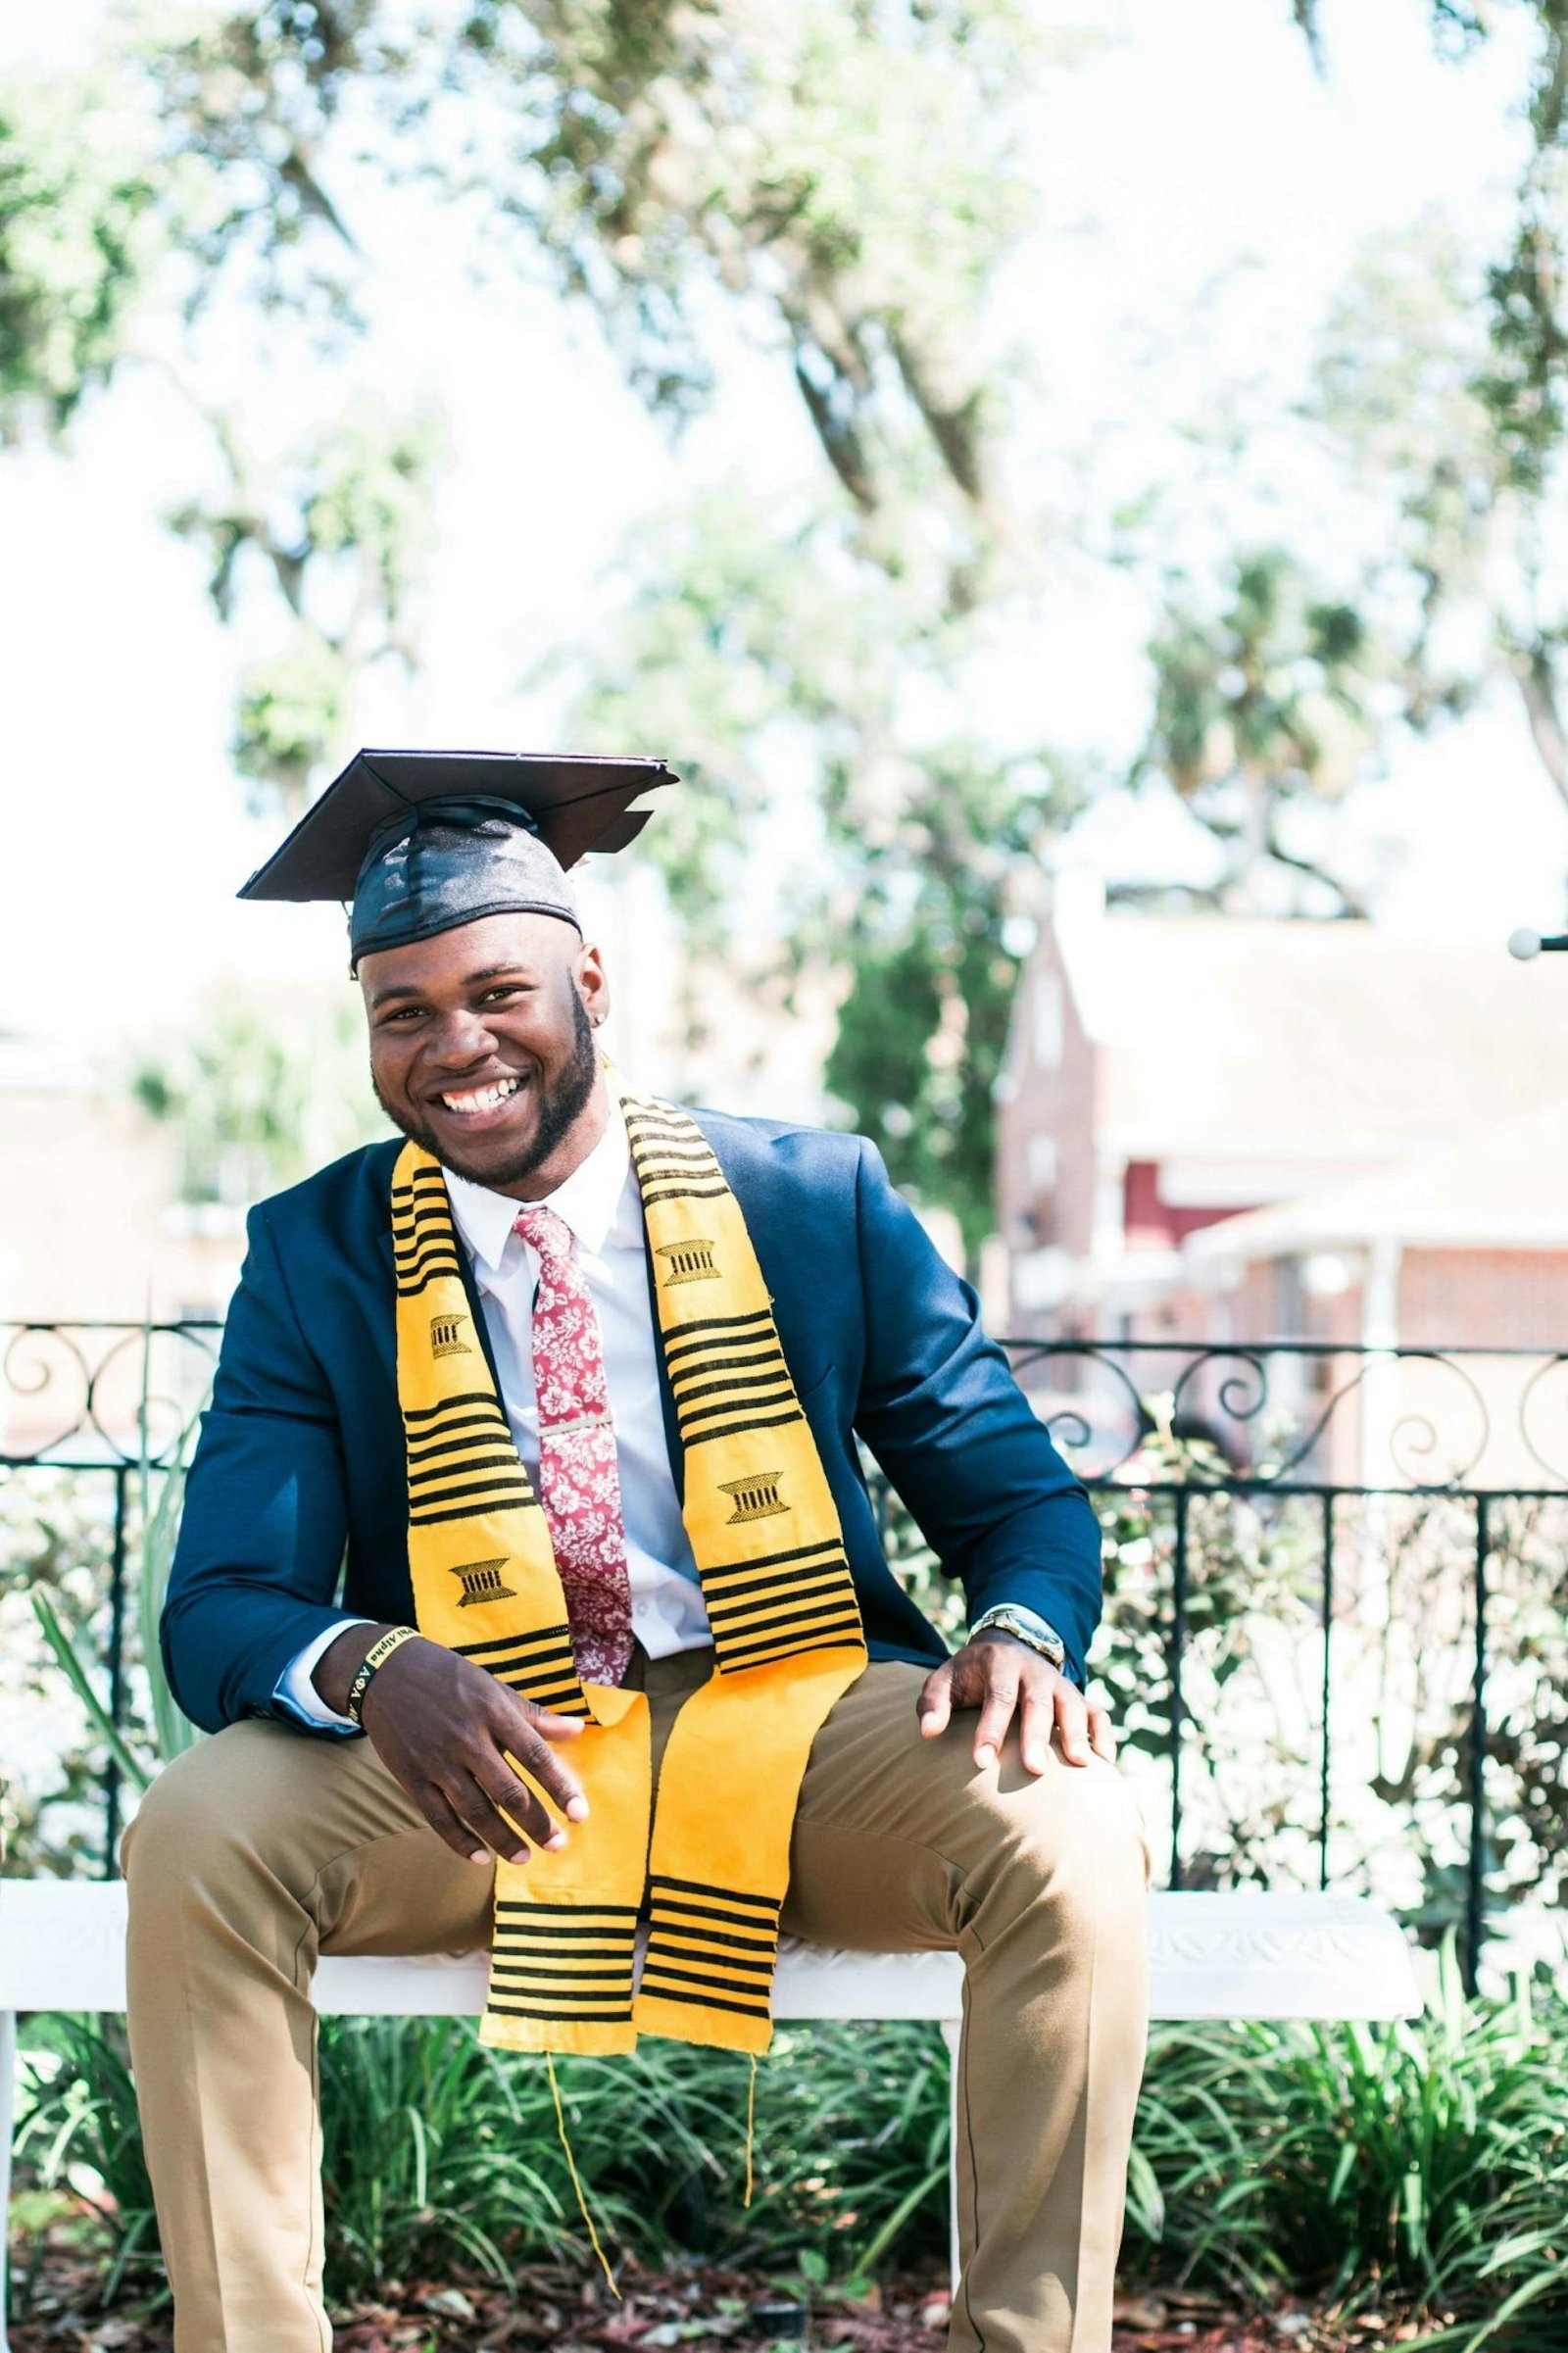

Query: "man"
<box><xmin>125</xmin><ymin>749</ymin><xmax>1150</xmax><ymax>2353</ymax></box>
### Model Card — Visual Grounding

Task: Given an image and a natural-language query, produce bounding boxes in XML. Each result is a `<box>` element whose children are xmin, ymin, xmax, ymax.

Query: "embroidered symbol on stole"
<box><xmin>430</xmin><ymin>1313</ymin><xmax>471</xmax><ymax>1358</ymax></box>
<box><xmin>718</xmin><ymin>1473</ymin><xmax>787</xmax><ymax>1524</ymax></box>
<box><xmin>656</xmin><ymin>1239</ymin><xmax>719</xmax><ymax>1286</ymax></box>
<box><xmin>451</xmin><ymin>1558</ymin><xmax>516</xmax><ymax>1607</ymax></box>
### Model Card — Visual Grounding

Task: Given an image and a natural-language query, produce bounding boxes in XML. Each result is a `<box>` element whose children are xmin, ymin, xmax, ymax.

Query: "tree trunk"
<box><xmin>1509</xmin><ymin>639</ymin><xmax>1568</xmax><ymax>811</ymax></box>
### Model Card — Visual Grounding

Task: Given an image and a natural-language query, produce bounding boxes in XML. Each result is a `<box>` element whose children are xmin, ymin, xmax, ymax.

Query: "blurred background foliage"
<box><xmin>11</xmin><ymin>4</ymin><xmax>1568</xmax><ymax>1241</ymax></box>
<box><xmin>130</xmin><ymin>985</ymin><xmax>381</xmax><ymax>1202</ymax></box>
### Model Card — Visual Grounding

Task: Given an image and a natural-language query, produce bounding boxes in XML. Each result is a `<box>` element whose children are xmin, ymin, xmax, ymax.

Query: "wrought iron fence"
<box><xmin>0</xmin><ymin>1321</ymin><xmax>223</xmax><ymax>1879</ymax></box>
<box><xmin>5</xmin><ymin>1323</ymin><xmax>1568</xmax><ymax>1989</ymax></box>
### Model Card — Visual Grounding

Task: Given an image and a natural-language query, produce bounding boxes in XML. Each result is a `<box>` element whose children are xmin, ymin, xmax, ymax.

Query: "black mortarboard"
<box><xmin>238</xmin><ymin>748</ymin><xmax>675</xmax><ymax>965</ymax></box>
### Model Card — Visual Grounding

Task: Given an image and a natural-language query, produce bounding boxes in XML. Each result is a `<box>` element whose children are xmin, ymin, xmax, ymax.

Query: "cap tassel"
<box><xmin>547</xmin><ymin>2051</ymin><xmax>621</xmax><ymax>2300</ymax></box>
<box><xmin>743</xmin><ymin>2051</ymin><xmax>759</xmax><ymax>2210</ymax></box>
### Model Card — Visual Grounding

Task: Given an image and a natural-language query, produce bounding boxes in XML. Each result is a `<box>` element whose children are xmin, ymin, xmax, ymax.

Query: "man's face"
<box><xmin>361</xmin><ymin>910</ymin><xmax>610</xmax><ymax>1196</ymax></box>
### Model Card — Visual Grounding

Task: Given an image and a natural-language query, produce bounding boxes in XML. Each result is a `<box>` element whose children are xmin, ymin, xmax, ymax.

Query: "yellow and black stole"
<box><xmin>391</xmin><ymin>1078</ymin><xmax>867</xmax><ymax>2055</ymax></box>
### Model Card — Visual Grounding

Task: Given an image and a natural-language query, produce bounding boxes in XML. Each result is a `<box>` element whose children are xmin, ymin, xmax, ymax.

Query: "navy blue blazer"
<box><xmin>163</xmin><ymin>1111</ymin><xmax>1102</xmax><ymax>1733</ymax></box>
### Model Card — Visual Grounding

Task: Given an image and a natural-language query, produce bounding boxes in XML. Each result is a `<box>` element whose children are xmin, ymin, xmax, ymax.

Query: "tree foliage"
<box><xmin>1417</xmin><ymin>1</ymin><xmax>1568</xmax><ymax>497</ymax></box>
<box><xmin>1308</xmin><ymin>207</ymin><xmax>1568</xmax><ymax>820</ymax></box>
<box><xmin>130</xmin><ymin>985</ymin><xmax>386</xmax><ymax>1201</ymax></box>
<box><xmin>0</xmin><ymin>2</ymin><xmax>1073</xmax><ymax>1237</ymax></box>
<box><xmin>551</xmin><ymin>482</ymin><xmax>1082</xmax><ymax>1245</ymax></box>
<box><xmin>171</xmin><ymin>396</ymin><xmax>443</xmax><ymax>810</ymax></box>
<box><xmin>0</xmin><ymin>22</ymin><xmax>443</xmax><ymax>817</ymax></box>
<box><xmin>16</xmin><ymin>4</ymin><xmax>1568</xmax><ymax>1235</ymax></box>
<box><xmin>0</xmin><ymin>79</ymin><xmax>163</xmax><ymax>433</ymax></box>
<box><xmin>131</xmin><ymin>0</ymin><xmax>1047</xmax><ymax>558</ymax></box>
<box><xmin>1293</xmin><ymin>4</ymin><xmax>1568</xmax><ymax>821</ymax></box>
<box><xmin>821</xmin><ymin>745</ymin><xmax>1065</xmax><ymax>1261</ymax></box>
<box><xmin>1134</xmin><ymin>548</ymin><xmax>1383</xmax><ymax>917</ymax></box>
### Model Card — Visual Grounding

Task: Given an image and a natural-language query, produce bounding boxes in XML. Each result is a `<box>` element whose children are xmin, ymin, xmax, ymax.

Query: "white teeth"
<box><xmin>441</xmin><ymin>1076</ymin><xmax>522</xmax><ymax>1113</ymax></box>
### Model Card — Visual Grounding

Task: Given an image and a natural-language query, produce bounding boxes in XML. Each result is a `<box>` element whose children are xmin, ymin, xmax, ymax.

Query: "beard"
<box><xmin>373</xmin><ymin>982</ymin><xmax>601</xmax><ymax>1191</ymax></box>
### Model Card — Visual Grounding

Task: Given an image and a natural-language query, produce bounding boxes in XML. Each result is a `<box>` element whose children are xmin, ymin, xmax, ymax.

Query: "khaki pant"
<box><xmin>123</xmin><ymin>1651</ymin><xmax>1150</xmax><ymax>2353</ymax></box>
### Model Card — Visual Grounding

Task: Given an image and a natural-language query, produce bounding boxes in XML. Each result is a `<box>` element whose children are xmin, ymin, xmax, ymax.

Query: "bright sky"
<box><xmin>3</xmin><ymin>0</ymin><xmax>1564</xmax><ymax>1070</ymax></box>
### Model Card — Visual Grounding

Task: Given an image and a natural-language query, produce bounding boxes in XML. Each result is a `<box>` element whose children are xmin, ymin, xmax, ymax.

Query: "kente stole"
<box><xmin>391</xmin><ymin>1082</ymin><xmax>867</xmax><ymax>2055</ymax></box>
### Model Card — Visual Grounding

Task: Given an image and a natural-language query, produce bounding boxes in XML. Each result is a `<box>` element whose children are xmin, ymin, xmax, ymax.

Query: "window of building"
<box><xmin>1032</xmin><ymin>973</ymin><xmax>1064</xmax><ymax>1068</ymax></box>
<box><xmin>1026</xmin><ymin>1133</ymin><xmax>1059</xmax><ymax>1192</ymax></box>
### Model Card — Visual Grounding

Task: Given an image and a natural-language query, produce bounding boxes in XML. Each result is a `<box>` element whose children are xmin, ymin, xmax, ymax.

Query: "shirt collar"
<box><xmin>443</xmin><ymin>1102</ymin><xmax>632</xmax><ymax>1274</ymax></box>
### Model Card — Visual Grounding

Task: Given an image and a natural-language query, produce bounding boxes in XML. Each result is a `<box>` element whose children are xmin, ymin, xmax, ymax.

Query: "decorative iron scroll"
<box><xmin>8</xmin><ymin>1323</ymin><xmax>1560</xmax><ymax>1985</ymax></box>
<box><xmin>1003</xmin><ymin>1339</ymin><xmax>1539</xmax><ymax>1493</ymax></box>
<box><xmin>1</xmin><ymin>1322</ymin><xmax>221</xmax><ymax>1468</ymax></box>
<box><xmin>4</xmin><ymin>1325</ymin><xmax>1568</xmax><ymax>1493</ymax></box>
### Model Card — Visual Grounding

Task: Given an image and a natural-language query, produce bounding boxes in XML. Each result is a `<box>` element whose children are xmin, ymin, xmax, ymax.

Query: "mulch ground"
<box><xmin>9</xmin><ymin>2229</ymin><xmax>1435</xmax><ymax>2351</ymax></box>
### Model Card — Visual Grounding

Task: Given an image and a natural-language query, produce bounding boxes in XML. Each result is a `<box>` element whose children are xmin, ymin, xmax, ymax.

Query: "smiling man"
<box><xmin>123</xmin><ymin>750</ymin><xmax>1150</xmax><ymax>2353</ymax></box>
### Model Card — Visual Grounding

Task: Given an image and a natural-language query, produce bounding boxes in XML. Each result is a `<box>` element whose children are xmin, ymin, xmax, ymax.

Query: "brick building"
<box><xmin>996</xmin><ymin>870</ymin><xmax>1568</xmax><ymax>1350</ymax></box>
<box><xmin>1177</xmin><ymin>1103</ymin><xmax>1568</xmax><ymax>1487</ymax></box>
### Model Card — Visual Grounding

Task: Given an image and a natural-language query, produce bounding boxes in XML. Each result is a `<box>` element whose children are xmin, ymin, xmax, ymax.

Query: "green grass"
<box><xmin>1124</xmin><ymin>1949</ymin><xmax>1568</xmax><ymax>2349</ymax></box>
<box><xmin>14</xmin><ymin>2015</ymin><xmax>953</xmax><ymax>2302</ymax></box>
<box><xmin>12</xmin><ymin>1957</ymin><xmax>1568</xmax><ymax>2343</ymax></box>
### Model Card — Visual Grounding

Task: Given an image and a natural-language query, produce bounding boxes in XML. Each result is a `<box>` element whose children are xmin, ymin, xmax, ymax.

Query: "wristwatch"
<box><xmin>969</xmin><ymin>1604</ymin><xmax>1067</xmax><ymax>1669</ymax></box>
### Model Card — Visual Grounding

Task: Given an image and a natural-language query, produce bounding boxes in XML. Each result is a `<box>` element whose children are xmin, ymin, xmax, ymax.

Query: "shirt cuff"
<box><xmin>271</xmin><ymin>1618</ymin><xmax>377</xmax><ymax>1735</ymax></box>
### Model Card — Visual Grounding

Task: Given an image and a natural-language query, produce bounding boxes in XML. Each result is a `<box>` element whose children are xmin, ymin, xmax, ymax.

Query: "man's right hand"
<box><xmin>313</xmin><ymin>1623</ymin><xmax>588</xmax><ymax>1868</ymax></box>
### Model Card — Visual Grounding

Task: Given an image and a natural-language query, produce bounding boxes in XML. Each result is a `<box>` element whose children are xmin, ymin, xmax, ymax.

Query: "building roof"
<box><xmin>1053</xmin><ymin>891</ymin><xmax>1568</xmax><ymax>1163</ymax></box>
<box><xmin>1185</xmin><ymin>1097</ymin><xmax>1568</xmax><ymax>1262</ymax></box>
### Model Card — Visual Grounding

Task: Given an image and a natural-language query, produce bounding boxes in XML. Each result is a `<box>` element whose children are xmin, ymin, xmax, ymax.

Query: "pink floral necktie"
<box><xmin>513</xmin><ymin>1204</ymin><xmax>634</xmax><ymax>1687</ymax></box>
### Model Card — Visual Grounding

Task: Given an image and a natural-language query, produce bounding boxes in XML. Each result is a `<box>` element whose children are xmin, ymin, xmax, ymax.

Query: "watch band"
<box><xmin>345</xmin><ymin>1624</ymin><xmax>422</xmax><ymax>1727</ymax></box>
<box><xmin>970</xmin><ymin>1605</ymin><xmax>1067</xmax><ymax>1669</ymax></box>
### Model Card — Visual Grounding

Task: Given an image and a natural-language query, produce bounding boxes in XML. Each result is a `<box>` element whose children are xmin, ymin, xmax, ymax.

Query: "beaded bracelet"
<box><xmin>345</xmin><ymin>1624</ymin><xmax>422</xmax><ymax>1728</ymax></box>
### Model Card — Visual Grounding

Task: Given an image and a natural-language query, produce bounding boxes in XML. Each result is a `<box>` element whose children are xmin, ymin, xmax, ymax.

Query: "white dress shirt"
<box><xmin>275</xmin><ymin>1105</ymin><xmax>710</xmax><ymax>1731</ymax></box>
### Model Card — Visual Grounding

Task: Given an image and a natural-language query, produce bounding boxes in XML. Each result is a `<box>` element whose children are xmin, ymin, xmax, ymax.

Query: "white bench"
<box><xmin>0</xmin><ymin>1882</ymin><xmax>1420</xmax><ymax>2344</ymax></box>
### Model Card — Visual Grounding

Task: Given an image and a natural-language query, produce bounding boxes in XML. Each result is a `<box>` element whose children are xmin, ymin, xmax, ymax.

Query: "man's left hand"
<box><xmin>916</xmin><ymin>1631</ymin><xmax>1115</xmax><ymax>1774</ymax></box>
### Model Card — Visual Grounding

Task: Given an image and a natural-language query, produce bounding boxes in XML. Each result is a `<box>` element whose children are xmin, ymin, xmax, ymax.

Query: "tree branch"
<box><xmin>1263</xmin><ymin>803</ymin><xmax>1370</xmax><ymax>917</ymax></box>
<box><xmin>1292</xmin><ymin>0</ymin><xmax>1326</xmax><ymax>76</ymax></box>
<box><xmin>792</xmin><ymin>348</ymin><xmax>879</xmax><ymax>513</ymax></box>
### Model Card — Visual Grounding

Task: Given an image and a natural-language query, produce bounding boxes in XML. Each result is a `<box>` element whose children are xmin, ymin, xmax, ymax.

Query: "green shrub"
<box><xmin>14</xmin><ymin>2015</ymin><xmax>952</xmax><ymax>2303</ymax></box>
<box><xmin>14</xmin><ymin>1961</ymin><xmax>1568</xmax><ymax>2343</ymax></box>
<box><xmin>1125</xmin><ymin>1948</ymin><xmax>1568</xmax><ymax>2348</ymax></box>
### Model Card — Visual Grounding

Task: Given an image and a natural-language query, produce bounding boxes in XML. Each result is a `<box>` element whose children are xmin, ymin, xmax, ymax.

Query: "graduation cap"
<box><xmin>238</xmin><ymin>748</ymin><xmax>676</xmax><ymax>966</ymax></box>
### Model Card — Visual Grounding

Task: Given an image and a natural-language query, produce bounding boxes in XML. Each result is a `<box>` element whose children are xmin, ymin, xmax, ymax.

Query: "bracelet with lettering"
<box><xmin>345</xmin><ymin>1624</ymin><xmax>422</xmax><ymax>1728</ymax></box>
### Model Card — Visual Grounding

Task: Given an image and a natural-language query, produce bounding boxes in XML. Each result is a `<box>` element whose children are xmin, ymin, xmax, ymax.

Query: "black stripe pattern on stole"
<box><xmin>453</xmin><ymin>1622</ymin><xmax>589</xmax><ymax>1718</ymax></box>
<box><xmin>394</xmin><ymin>1162</ymin><xmax>542</xmax><ymax>1529</ymax></box>
<box><xmin>703</xmin><ymin>1539</ymin><xmax>864</xmax><ymax>1672</ymax></box>
<box><xmin>641</xmin><ymin>1876</ymin><xmax>781</xmax><ymax>2019</ymax></box>
<box><xmin>622</xmin><ymin>1103</ymin><xmax>732</xmax><ymax>1206</ymax></box>
<box><xmin>623</xmin><ymin>1094</ymin><xmax>806</xmax><ymax>1445</ymax></box>
<box><xmin>489</xmin><ymin>1899</ymin><xmax>638</xmax><ymax>2023</ymax></box>
<box><xmin>405</xmin><ymin>1392</ymin><xmax>541</xmax><ymax>1528</ymax></box>
<box><xmin>662</xmin><ymin>1308</ymin><xmax>802</xmax><ymax>1450</ymax></box>
<box><xmin>392</xmin><ymin>1167</ymin><xmax>465</xmax><ymax>1296</ymax></box>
